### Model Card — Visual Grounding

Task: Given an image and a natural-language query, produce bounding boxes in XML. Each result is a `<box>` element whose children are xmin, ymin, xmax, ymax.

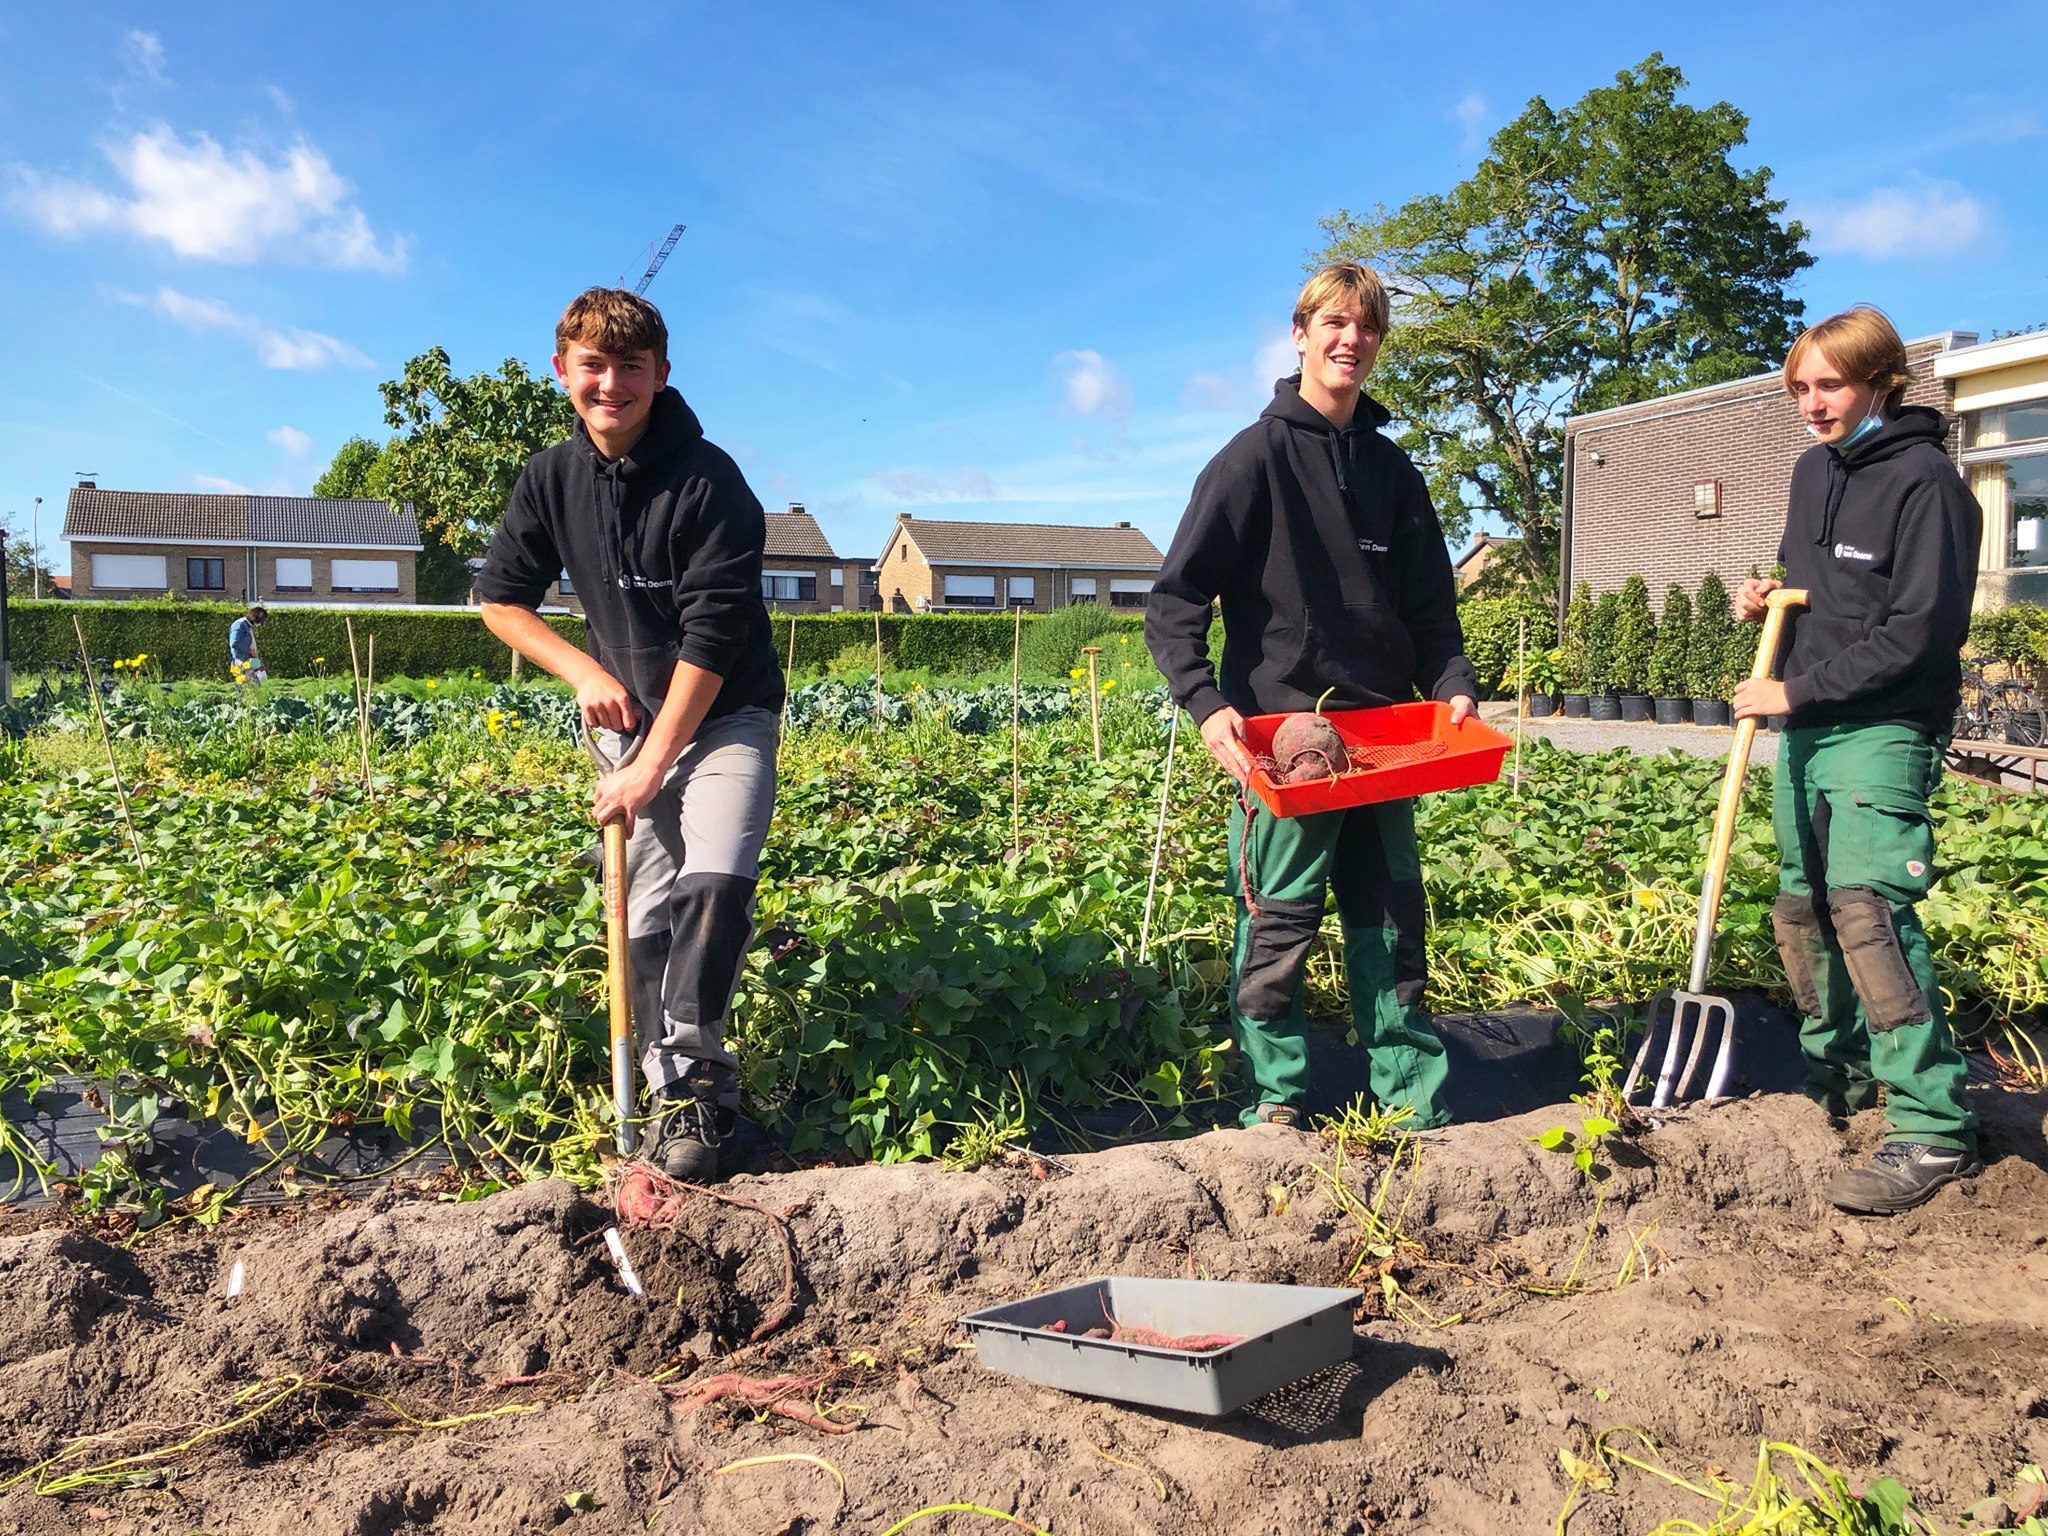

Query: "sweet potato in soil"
<box><xmin>2</xmin><ymin>1086</ymin><xmax>2044</xmax><ymax>1535</ymax></box>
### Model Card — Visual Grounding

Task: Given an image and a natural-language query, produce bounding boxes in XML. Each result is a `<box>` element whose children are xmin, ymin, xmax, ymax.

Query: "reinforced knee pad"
<box><xmin>1771</xmin><ymin>891</ymin><xmax>1831</xmax><ymax>1020</ymax></box>
<box><xmin>1235</xmin><ymin>893</ymin><xmax>1325</xmax><ymax>1021</ymax></box>
<box><xmin>1385</xmin><ymin>878</ymin><xmax>1430</xmax><ymax>1011</ymax></box>
<box><xmin>662</xmin><ymin>872</ymin><xmax>759</xmax><ymax>1028</ymax></box>
<box><xmin>1826</xmin><ymin>886</ymin><xmax>1930</xmax><ymax>1033</ymax></box>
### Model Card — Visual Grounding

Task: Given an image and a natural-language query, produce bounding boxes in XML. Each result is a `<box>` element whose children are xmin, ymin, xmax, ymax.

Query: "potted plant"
<box><xmin>1509</xmin><ymin>647</ymin><xmax>1565</xmax><ymax>716</ymax></box>
<box><xmin>1649</xmin><ymin>583</ymin><xmax>1693</xmax><ymax>724</ymax></box>
<box><xmin>1689</xmin><ymin>571</ymin><xmax>1734</xmax><ymax>726</ymax></box>
<box><xmin>1586</xmin><ymin>590</ymin><xmax>1622</xmax><ymax>720</ymax></box>
<box><xmin>1561</xmin><ymin>582</ymin><xmax>1593</xmax><ymax>717</ymax></box>
<box><xmin>1611</xmin><ymin>575</ymin><xmax>1655</xmax><ymax>721</ymax></box>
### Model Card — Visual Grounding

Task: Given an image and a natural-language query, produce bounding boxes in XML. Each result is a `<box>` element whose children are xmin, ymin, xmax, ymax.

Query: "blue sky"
<box><xmin>3</xmin><ymin>1</ymin><xmax>2044</xmax><ymax>579</ymax></box>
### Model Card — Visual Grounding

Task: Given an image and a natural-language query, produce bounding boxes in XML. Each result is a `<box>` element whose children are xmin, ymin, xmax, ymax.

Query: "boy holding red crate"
<box><xmin>1146</xmin><ymin>262</ymin><xmax>1478</xmax><ymax>1129</ymax></box>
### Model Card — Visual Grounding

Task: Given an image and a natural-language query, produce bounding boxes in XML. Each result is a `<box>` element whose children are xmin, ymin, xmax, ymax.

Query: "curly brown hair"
<box><xmin>555</xmin><ymin>288</ymin><xmax>669</xmax><ymax>366</ymax></box>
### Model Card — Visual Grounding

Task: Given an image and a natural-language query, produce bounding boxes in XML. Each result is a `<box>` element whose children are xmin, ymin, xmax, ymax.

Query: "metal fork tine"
<box><xmin>1650</xmin><ymin>996</ymin><xmax>1693</xmax><ymax>1109</ymax></box>
<box><xmin>1623</xmin><ymin>991</ymin><xmax>1672</xmax><ymax>1105</ymax></box>
<box><xmin>1672</xmin><ymin>994</ymin><xmax>1723</xmax><ymax>1098</ymax></box>
<box><xmin>1703</xmin><ymin>1005</ymin><xmax>1739</xmax><ymax>1100</ymax></box>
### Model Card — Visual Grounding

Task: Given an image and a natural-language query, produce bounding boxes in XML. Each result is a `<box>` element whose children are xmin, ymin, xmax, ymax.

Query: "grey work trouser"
<box><xmin>601</xmin><ymin>706</ymin><xmax>778</xmax><ymax>1096</ymax></box>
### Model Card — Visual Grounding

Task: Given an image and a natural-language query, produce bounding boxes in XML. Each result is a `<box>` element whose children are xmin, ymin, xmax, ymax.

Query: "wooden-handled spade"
<box><xmin>583</xmin><ymin>723</ymin><xmax>648</xmax><ymax>1155</ymax></box>
<box><xmin>1624</xmin><ymin>587</ymin><xmax>1808</xmax><ymax>1109</ymax></box>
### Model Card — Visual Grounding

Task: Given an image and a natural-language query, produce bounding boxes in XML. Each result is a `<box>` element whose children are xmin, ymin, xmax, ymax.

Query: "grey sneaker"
<box><xmin>1252</xmin><ymin>1102</ymin><xmax>1301</xmax><ymax>1128</ymax></box>
<box><xmin>641</xmin><ymin>1087</ymin><xmax>721</xmax><ymax>1182</ymax></box>
<box><xmin>1829</xmin><ymin>1141</ymin><xmax>1982</xmax><ymax>1215</ymax></box>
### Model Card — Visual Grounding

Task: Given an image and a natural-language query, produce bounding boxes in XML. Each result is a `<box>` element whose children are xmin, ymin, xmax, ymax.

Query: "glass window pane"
<box><xmin>2008</xmin><ymin>400</ymin><xmax>2048</xmax><ymax>445</ymax></box>
<box><xmin>2011</xmin><ymin>459</ymin><xmax>2048</xmax><ymax>569</ymax></box>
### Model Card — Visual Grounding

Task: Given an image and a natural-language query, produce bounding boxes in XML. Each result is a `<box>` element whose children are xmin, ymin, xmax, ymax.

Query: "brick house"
<box><xmin>1453</xmin><ymin>533</ymin><xmax>1511</xmax><ymax>591</ymax></box>
<box><xmin>64</xmin><ymin>484</ymin><xmax>423</xmax><ymax>604</ymax></box>
<box><xmin>873</xmin><ymin>514</ymin><xmax>1164</xmax><ymax>613</ymax></box>
<box><xmin>762</xmin><ymin>504</ymin><xmax>867</xmax><ymax>613</ymax></box>
<box><xmin>1559</xmin><ymin>333</ymin><xmax>1975</xmax><ymax>622</ymax></box>
<box><xmin>1935</xmin><ymin>330</ymin><xmax>2048</xmax><ymax>610</ymax></box>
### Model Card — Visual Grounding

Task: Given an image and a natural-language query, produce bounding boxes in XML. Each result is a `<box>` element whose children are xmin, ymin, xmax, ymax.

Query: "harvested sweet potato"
<box><xmin>1270</xmin><ymin>692</ymin><xmax>1350</xmax><ymax>783</ymax></box>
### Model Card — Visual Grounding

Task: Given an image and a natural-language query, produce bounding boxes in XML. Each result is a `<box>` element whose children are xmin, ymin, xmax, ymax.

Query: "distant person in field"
<box><xmin>1146</xmin><ymin>261</ymin><xmax>1478</xmax><ymax>1130</ymax></box>
<box><xmin>228</xmin><ymin>605</ymin><xmax>268</xmax><ymax>684</ymax></box>
<box><xmin>477</xmin><ymin>287</ymin><xmax>784</xmax><ymax>1183</ymax></box>
<box><xmin>1736</xmin><ymin>304</ymin><xmax>1983</xmax><ymax>1215</ymax></box>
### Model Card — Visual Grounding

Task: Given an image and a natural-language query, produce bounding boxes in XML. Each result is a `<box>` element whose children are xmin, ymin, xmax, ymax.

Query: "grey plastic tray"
<box><xmin>959</xmin><ymin>1276</ymin><xmax>1361</xmax><ymax>1417</ymax></box>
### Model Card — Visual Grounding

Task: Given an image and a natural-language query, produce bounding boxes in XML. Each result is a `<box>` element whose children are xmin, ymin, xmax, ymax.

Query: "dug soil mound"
<box><xmin>2</xmin><ymin>1086</ymin><xmax>2044</xmax><ymax>1536</ymax></box>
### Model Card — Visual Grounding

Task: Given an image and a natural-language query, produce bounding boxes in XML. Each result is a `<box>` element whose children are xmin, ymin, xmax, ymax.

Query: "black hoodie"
<box><xmin>1778</xmin><ymin>405</ymin><xmax>1981</xmax><ymax>735</ymax></box>
<box><xmin>475</xmin><ymin>387</ymin><xmax>785</xmax><ymax>724</ymax></box>
<box><xmin>1146</xmin><ymin>378</ymin><xmax>1476</xmax><ymax>726</ymax></box>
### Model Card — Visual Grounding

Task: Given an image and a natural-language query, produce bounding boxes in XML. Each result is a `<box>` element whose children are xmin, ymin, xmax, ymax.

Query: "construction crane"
<box><xmin>633</xmin><ymin>223</ymin><xmax>686</xmax><ymax>295</ymax></box>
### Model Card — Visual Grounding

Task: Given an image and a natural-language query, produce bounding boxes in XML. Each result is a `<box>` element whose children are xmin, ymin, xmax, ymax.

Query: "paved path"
<box><xmin>1477</xmin><ymin>701</ymin><xmax>1776</xmax><ymax>765</ymax></box>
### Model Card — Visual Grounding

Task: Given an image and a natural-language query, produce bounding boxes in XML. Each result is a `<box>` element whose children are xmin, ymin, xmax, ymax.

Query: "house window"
<box><xmin>2003</xmin><ymin>458</ymin><xmax>2048</xmax><ymax>570</ymax></box>
<box><xmin>559</xmin><ymin>571</ymin><xmax>576</xmax><ymax>595</ymax></box>
<box><xmin>1967</xmin><ymin>401</ymin><xmax>2048</xmax><ymax>451</ymax></box>
<box><xmin>1109</xmin><ymin>577</ymin><xmax>1153</xmax><ymax>609</ymax></box>
<box><xmin>275</xmin><ymin>558</ymin><xmax>313</xmax><ymax>591</ymax></box>
<box><xmin>186</xmin><ymin>557</ymin><xmax>225</xmax><ymax>591</ymax></box>
<box><xmin>1007</xmin><ymin>576</ymin><xmax>1036</xmax><ymax>607</ymax></box>
<box><xmin>332</xmin><ymin>559</ymin><xmax>400</xmax><ymax>592</ymax></box>
<box><xmin>92</xmin><ymin>553</ymin><xmax>167</xmax><ymax>590</ymax></box>
<box><xmin>762</xmin><ymin>571</ymin><xmax>818</xmax><ymax>602</ymax></box>
<box><xmin>1070</xmin><ymin>577</ymin><xmax>1097</xmax><ymax>604</ymax></box>
<box><xmin>943</xmin><ymin>574</ymin><xmax>997</xmax><ymax>607</ymax></box>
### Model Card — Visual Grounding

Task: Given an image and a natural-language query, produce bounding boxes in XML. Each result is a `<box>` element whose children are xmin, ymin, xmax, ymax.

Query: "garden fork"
<box><xmin>1625</xmin><ymin>588</ymin><xmax>1807</xmax><ymax>1109</ymax></box>
<box><xmin>584</xmin><ymin>722</ymin><xmax>647</xmax><ymax>1154</ymax></box>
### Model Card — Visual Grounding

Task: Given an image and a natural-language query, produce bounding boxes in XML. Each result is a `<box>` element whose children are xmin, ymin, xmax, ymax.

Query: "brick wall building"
<box><xmin>762</xmin><ymin>504</ymin><xmax>862</xmax><ymax>613</ymax></box>
<box><xmin>873</xmin><ymin>515</ymin><xmax>1164</xmax><ymax>613</ymax></box>
<box><xmin>64</xmin><ymin>486</ymin><xmax>423</xmax><ymax>605</ymax></box>
<box><xmin>1561</xmin><ymin>334</ymin><xmax>1972</xmax><ymax>622</ymax></box>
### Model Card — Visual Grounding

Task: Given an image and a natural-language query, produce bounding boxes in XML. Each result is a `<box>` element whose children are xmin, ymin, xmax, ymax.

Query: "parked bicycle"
<box><xmin>1954</xmin><ymin>659</ymin><xmax>2048</xmax><ymax>747</ymax></box>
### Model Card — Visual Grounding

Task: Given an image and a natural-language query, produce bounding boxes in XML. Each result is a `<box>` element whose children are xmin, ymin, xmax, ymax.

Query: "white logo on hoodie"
<box><xmin>1833</xmin><ymin>542</ymin><xmax>1876</xmax><ymax>563</ymax></box>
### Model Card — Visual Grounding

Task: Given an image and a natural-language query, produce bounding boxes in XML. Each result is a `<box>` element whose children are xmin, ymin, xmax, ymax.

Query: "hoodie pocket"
<box><xmin>1294</xmin><ymin>602</ymin><xmax>1412</xmax><ymax>707</ymax></box>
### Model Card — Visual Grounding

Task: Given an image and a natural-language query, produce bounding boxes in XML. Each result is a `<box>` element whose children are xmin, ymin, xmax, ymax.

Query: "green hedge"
<box><xmin>5</xmin><ymin>601</ymin><xmax>1169</xmax><ymax>684</ymax></box>
<box><xmin>4</xmin><ymin>600</ymin><xmax>586</xmax><ymax>681</ymax></box>
<box><xmin>1458</xmin><ymin>593</ymin><xmax>1553</xmax><ymax>698</ymax></box>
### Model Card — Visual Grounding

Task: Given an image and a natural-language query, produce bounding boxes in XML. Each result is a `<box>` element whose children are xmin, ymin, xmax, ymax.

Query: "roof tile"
<box><xmin>891</xmin><ymin>517</ymin><xmax>1163</xmax><ymax>568</ymax></box>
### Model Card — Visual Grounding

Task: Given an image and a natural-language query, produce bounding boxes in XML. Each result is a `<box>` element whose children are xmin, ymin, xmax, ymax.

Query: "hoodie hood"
<box><xmin>572</xmin><ymin>386</ymin><xmax>705</xmax><ymax>476</ymax></box>
<box><xmin>1813</xmin><ymin>405</ymin><xmax>1951</xmax><ymax>552</ymax></box>
<box><xmin>1259</xmin><ymin>375</ymin><xmax>1394</xmax><ymax>435</ymax></box>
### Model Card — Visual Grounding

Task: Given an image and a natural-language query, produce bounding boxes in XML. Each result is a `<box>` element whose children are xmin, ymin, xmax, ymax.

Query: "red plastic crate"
<box><xmin>1240</xmin><ymin>701</ymin><xmax>1512</xmax><ymax>817</ymax></box>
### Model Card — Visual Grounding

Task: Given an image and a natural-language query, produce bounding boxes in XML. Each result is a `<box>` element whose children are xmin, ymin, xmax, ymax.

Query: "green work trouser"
<box><xmin>1770</xmin><ymin>723</ymin><xmax>1976</xmax><ymax>1151</ymax></box>
<box><xmin>1225</xmin><ymin>795</ymin><xmax>1451</xmax><ymax>1129</ymax></box>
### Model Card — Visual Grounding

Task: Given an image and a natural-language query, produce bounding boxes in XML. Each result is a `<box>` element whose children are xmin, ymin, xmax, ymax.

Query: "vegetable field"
<box><xmin>5</xmin><ymin>674</ymin><xmax>2046</xmax><ymax>1194</ymax></box>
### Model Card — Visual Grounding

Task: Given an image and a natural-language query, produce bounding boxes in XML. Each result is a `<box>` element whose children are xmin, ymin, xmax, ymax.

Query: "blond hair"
<box><xmin>555</xmin><ymin>288</ymin><xmax>669</xmax><ymax>366</ymax></box>
<box><xmin>1294</xmin><ymin>262</ymin><xmax>1391</xmax><ymax>336</ymax></box>
<box><xmin>1784</xmin><ymin>305</ymin><xmax>1911</xmax><ymax>412</ymax></box>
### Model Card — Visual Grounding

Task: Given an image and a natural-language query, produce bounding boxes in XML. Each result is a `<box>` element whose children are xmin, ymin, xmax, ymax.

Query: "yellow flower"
<box><xmin>313</xmin><ymin>656</ymin><xmax>325</xmax><ymax>666</ymax></box>
<box><xmin>486</xmin><ymin>709</ymin><xmax>506</xmax><ymax>737</ymax></box>
<box><xmin>425</xmin><ymin>678</ymin><xmax>438</xmax><ymax>689</ymax></box>
<box><xmin>1069</xmin><ymin>667</ymin><xmax>1084</xmax><ymax>679</ymax></box>
<box><xmin>1101</xmin><ymin>679</ymin><xmax>1116</xmax><ymax>692</ymax></box>
<box><xmin>1119</xmin><ymin>635</ymin><xmax>1129</xmax><ymax>645</ymax></box>
<box><xmin>1635</xmin><ymin>889</ymin><xmax>1660</xmax><ymax>909</ymax></box>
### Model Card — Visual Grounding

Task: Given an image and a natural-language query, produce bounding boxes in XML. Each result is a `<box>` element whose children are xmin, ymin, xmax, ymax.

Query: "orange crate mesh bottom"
<box><xmin>1342</xmin><ymin>740</ymin><xmax>1448</xmax><ymax>771</ymax></box>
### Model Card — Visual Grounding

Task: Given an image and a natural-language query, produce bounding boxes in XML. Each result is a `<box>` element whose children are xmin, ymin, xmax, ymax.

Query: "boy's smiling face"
<box><xmin>554</xmin><ymin>340</ymin><xmax>670</xmax><ymax>450</ymax></box>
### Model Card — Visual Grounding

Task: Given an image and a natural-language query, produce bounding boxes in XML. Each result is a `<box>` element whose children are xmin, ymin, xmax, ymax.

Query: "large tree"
<box><xmin>1317</xmin><ymin>55</ymin><xmax>1811</xmax><ymax>592</ymax></box>
<box><xmin>2</xmin><ymin>515</ymin><xmax>59</xmax><ymax>600</ymax></box>
<box><xmin>378</xmin><ymin>348</ymin><xmax>573</xmax><ymax>559</ymax></box>
<box><xmin>313</xmin><ymin>432</ymin><xmax>472</xmax><ymax>604</ymax></box>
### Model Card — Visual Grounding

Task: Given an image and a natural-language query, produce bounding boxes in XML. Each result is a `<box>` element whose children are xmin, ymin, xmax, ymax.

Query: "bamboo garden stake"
<box><xmin>779</xmin><ymin>615</ymin><xmax>797</xmax><ymax>763</ymax></box>
<box><xmin>1082</xmin><ymin>645</ymin><xmax>1103</xmax><ymax>762</ymax></box>
<box><xmin>1010</xmin><ymin>606</ymin><xmax>1024</xmax><ymax>858</ymax></box>
<box><xmin>70</xmin><ymin>615</ymin><xmax>146</xmax><ymax>870</ymax></box>
<box><xmin>872</xmin><ymin>612</ymin><xmax>884</xmax><ymax>736</ymax></box>
<box><xmin>1512</xmin><ymin>618</ymin><xmax>1526</xmax><ymax>798</ymax></box>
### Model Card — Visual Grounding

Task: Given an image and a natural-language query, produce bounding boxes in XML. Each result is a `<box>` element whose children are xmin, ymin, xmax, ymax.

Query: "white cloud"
<box><xmin>1052</xmin><ymin>348</ymin><xmax>1130</xmax><ymax>420</ymax></box>
<box><xmin>1799</xmin><ymin>180</ymin><xmax>1988</xmax><ymax>259</ymax></box>
<box><xmin>14</xmin><ymin>125</ymin><xmax>407</xmax><ymax>271</ymax></box>
<box><xmin>268</xmin><ymin>424</ymin><xmax>313</xmax><ymax>456</ymax></box>
<box><xmin>1255</xmin><ymin>330</ymin><xmax>1299</xmax><ymax>385</ymax></box>
<box><xmin>124</xmin><ymin>31</ymin><xmax>167</xmax><ymax>83</ymax></box>
<box><xmin>109</xmin><ymin>284</ymin><xmax>373</xmax><ymax>370</ymax></box>
<box><xmin>869</xmin><ymin>466</ymin><xmax>1000</xmax><ymax>503</ymax></box>
<box><xmin>191</xmin><ymin>473</ymin><xmax>253</xmax><ymax>494</ymax></box>
<box><xmin>1452</xmin><ymin>91</ymin><xmax>1488</xmax><ymax>155</ymax></box>
<box><xmin>1181</xmin><ymin>329</ymin><xmax>1300</xmax><ymax>414</ymax></box>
